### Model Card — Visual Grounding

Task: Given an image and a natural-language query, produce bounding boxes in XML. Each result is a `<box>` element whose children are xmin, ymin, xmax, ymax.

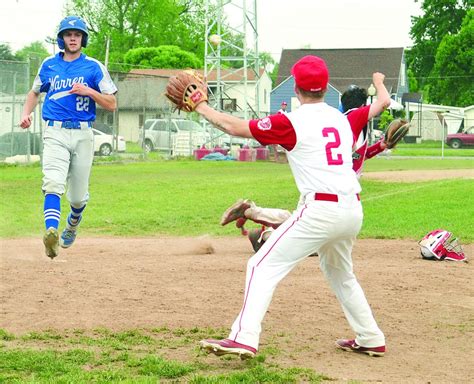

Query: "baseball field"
<box><xmin>1</xmin><ymin>158</ymin><xmax>473</xmax><ymax>383</ymax></box>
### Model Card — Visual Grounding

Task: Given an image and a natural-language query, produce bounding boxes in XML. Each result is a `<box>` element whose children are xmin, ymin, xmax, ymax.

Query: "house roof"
<box><xmin>129</xmin><ymin>68</ymin><xmax>265</xmax><ymax>82</ymax></box>
<box><xmin>277</xmin><ymin>48</ymin><xmax>405</xmax><ymax>94</ymax></box>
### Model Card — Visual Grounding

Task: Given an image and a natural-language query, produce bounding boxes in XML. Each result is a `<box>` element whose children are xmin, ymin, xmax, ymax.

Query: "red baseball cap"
<box><xmin>281</xmin><ymin>101</ymin><xmax>287</xmax><ymax>105</ymax></box>
<box><xmin>291</xmin><ymin>55</ymin><xmax>329</xmax><ymax>92</ymax></box>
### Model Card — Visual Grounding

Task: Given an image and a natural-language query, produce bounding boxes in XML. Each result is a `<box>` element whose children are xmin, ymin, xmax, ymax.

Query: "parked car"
<box><xmin>93</xmin><ymin>121</ymin><xmax>114</xmax><ymax>134</ymax></box>
<box><xmin>446</xmin><ymin>126</ymin><xmax>474</xmax><ymax>149</ymax></box>
<box><xmin>92</xmin><ymin>128</ymin><xmax>126</xmax><ymax>156</ymax></box>
<box><xmin>138</xmin><ymin>118</ymin><xmax>210</xmax><ymax>154</ymax></box>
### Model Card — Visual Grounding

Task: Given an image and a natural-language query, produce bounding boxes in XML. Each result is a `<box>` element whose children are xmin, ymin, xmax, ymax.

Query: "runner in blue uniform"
<box><xmin>19</xmin><ymin>15</ymin><xmax>117</xmax><ymax>259</ymax></box>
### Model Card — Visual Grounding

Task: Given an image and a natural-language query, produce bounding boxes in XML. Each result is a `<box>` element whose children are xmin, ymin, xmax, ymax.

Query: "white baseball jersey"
<box><xmin>250</xmin><ymin>102</ymin><xmax>361</xmax><ymax>197</ymax></box>
<box><xmin>229</xmin><ymin>101</ymin><xmax>385</xmax><ymax>350</ymax></box>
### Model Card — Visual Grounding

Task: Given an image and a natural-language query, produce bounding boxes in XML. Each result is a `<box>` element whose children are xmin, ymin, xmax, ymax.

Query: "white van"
<box><xmin>138</xmin><ymin>119</ymin><xmax>211</xmax><ymax>155</ymax></box>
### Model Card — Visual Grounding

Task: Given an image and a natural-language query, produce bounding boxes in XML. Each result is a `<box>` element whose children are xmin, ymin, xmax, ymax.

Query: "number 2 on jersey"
<box><xmin>322</xmin><ymin>127</ymin><xmax>343</xmax><ymax>165</ymax></box>
<box><xmin>76</xmin><ymin>96</ymin><xmax>90</xmax><ymax>111</ymax></box>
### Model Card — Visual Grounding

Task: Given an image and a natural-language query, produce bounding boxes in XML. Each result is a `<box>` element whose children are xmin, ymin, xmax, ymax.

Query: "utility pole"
<box><xmin>104</xmin><ymin>36</ymin><xmax>110</xmax><ymax>69</ymax></box>
<box><xmin>204</xmin><ymin>0</ymin><xmax>261</xmax><ymax>147</ymax></box>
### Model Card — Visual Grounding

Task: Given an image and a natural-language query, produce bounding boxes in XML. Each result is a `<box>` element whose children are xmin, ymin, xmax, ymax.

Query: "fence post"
<box><xmin>10</xmin><ymin>72</ymin><xmax>17</xmax><ymax>157</ymax></box>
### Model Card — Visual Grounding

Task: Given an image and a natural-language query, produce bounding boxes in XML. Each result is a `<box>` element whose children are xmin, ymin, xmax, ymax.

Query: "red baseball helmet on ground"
<box><xmin>418</xmin><ymin>229</ymin><xmax>467</xmax><ymax>262</ymax></box>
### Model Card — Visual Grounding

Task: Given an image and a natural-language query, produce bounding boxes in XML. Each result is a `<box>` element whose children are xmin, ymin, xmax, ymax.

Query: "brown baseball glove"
<box><xmin>384</xmin><ymin>119</ymin><xmax>410</xmax><ymax>149</ymax></box>
<box><xmin>165</xmin><ymin>70</ymin><xmax>208</xmax><ymax>112</ymax></box>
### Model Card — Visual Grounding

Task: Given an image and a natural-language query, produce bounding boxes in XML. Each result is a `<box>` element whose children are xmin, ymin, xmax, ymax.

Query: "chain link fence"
<box><xmin>0</xmin><ymin>65</ymin><xmax>250</xmax><ymax>163</ymax></box>
<box><xmin>109</xmin><ymin>71</ymin><xmax>253</xmax><ymax>160</ymax></box>
<box><xmin>0</xmin><ymin>59</ymin><xmax>44</xmax><ymax>161</ymax></box>
<box><xmin>1</xmin><ymin>61</ymin><xmax>471</xmax><ymax>163</ymax></box>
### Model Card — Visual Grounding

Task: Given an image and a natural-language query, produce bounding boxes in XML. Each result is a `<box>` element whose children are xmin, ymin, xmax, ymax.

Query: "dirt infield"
<box><xmin>1</xmin><ymin>235</ymin><xmax>473</xmax><ymax>383</ymax></box>
<box><xmin>1</xmin><ymin>169</ymin><xmax>473</xmax><ymax>383</ymax></box>
<box><xmin>362</xmin><ymin>168</ymin><xmax>474</xmax><ymax>182</ymax></box>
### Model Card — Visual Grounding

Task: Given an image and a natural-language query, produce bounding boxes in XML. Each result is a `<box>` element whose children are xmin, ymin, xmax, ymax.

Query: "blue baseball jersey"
<box><xmin>32</xmin><ymin>53</ymin><xmax>117</xmax><ymax>122</ymax></box>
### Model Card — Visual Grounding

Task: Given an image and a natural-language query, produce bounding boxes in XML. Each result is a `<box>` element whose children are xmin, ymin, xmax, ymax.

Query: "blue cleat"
<box><xmin>60</xmin><ymin>228</ymin><xmax>77</xmax><ymax>249</ymax></box>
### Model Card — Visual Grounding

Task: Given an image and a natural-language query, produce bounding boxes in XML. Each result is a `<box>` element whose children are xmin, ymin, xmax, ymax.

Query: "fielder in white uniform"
<box><xmin>222</xmin><ymin>80</ymin><xmax>392</xmax><ymax>252</ymax></box>
<box><xmin>19</xmin><ymin>16</ymin><xmax>117</xmax><ymax>259</ymax></box>
<box><xmin>199</xmin><ymin>56</ymin><xmax>388</xmax><ymax>359</ymax></box>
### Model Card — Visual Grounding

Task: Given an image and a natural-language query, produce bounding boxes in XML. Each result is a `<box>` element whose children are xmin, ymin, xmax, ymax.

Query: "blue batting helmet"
<box><xmin>57</xmin><ymin>16</ymin><xmax>89</xmax><ymax>50</ymax></box>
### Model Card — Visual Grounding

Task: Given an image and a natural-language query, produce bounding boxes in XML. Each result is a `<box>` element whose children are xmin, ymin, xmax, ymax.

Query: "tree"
<box><xmin>269</xmin><ymin>62</ymin><xmax>279</xmax><ymax>86</ymax></box>
<box><xmin>69</xmin><ymin>0</ymin><xmax>209</xmax><ymax>70</ymax></box>
<box><xmin>378</xmin><ymin>110</ymin><xmax>394</xmax><ymax>132</ymax></box>
<box><xmin>0</xmin><ymin>43</ymin><xmax>17</xmax><ymax>61</ymax></box>
<box><xmin>428</xmin><ymin>9</ymin><xmax>473</xmax><ymax>106</ymax></box>
<box><xmin>123</xmin><ymin>46</ymin><xmax>202</xmax><ymax>69</ymax></box>
<box><xmin>258</xmin><ymin>52</ymin><xmax>275</xmax><ymax>72</ymax></box>
<box><xmin>15</xmin><ymin>41</ymin><xmax>49</xmax><ymax>62</ymax></box>
<box><xmin>0</xmin><ymin>43</ymin><xmax>27</xmax><ymax>94</ymax></box>
<box><xmin>406</xmin><ymin>68</ymin><xmax>419</xmax><ymax>92</ymax></box>
<box><xmin>15</xmin><ymin>41</ymin><xmax>50</xmax><ymax>86</ymax></box>
<box><xmin>406</xmin><ymin>0</ymin><xmax>469</xmax><ymax>90</ymax></box>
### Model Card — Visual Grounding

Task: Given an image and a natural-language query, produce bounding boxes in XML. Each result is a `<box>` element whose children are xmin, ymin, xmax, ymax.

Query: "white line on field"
<box><xmin>362</xmin><ymin>180</ymin><xmax>455</xmax><ymax>202</ymax></box>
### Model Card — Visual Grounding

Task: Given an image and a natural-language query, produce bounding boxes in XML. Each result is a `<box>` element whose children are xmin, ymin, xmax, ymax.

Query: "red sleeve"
<box><xmin>347</xmin><ymin>105</ymin><xmax>370</xmax><ymax>142</ymax></box>
<box><xmin>249</xmin><ymin>113</ymin><xmax>297</xmax><ymax>151</ymax></box>
<box><xmin>366</xmin><ymin>139</ymin><xmax>385</xmax><ymax>159</ymax></box>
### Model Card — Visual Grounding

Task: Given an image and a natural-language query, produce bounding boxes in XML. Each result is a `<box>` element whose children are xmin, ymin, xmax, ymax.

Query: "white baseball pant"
<box><xmin>41</xmin><ymin>125</ymin><xmax>94</xmax><ymax>206</ymax></box>
<box><xmin>228</xmin><ymin>193</ymin><xmax>385</xmax><ymax>349</ymax></box>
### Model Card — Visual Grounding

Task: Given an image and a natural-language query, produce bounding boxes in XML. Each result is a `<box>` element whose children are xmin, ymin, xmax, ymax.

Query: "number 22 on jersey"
<box><xmin>76</xmin><ymin>96</ymin><xmax>90</xmax><ymax>111</ymax></box>
<box><xmin>322</xmin><ymin>127</ymin><xmax>343</xmax><ymax>165</ymax></box>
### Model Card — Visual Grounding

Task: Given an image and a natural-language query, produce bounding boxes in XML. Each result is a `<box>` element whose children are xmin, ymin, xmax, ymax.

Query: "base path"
<box><xmin>1</xmin><ymin>236</ymin><xmax>473</xmax><ymax>383</ymax></box>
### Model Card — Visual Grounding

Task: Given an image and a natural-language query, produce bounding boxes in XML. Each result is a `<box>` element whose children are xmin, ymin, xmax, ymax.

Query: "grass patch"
<box><xmin>0</xmin><ymin>327</ymin><xmax>331</xmax><ymax>383</ymax></box>
<box><xmin>391</xmin><ymin>141</ymin><xmax>474</xmax><ymax>157</ymax></box>
<box><xmin>1</xmin><ymin>158</ymin><xmax>473</xmax><ymax>241</ymax></box>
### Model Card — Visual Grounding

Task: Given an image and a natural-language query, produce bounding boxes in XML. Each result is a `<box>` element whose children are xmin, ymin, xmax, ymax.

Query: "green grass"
<box><xmin>125</xmin><ymin>141</ymin><xmax>144</xmax><ymax>153</ymax></box>
<box><xmin>1</xmin><ymin>158</ymin><xmax>473</xmax><ymax>241</ymax></box>
<box><xmin>1</xmin><ymin>157</ymin><xmax>472</xmax><ymax>382</ymax></box>
<box><xmin>390</xmin><ymin>141</ymin><xmax>474</xmax><ymax>157</ymax></box>
<box><xmin>0</xmin><ymin>328</ymin><xmax>330</xmax><ymax>383</ymax></box>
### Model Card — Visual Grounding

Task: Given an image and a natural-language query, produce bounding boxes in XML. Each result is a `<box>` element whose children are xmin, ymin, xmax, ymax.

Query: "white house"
<box><xmin>123</xmin><ymin>68</ymin><xmax>272</xmax><ymax>142</ymax></box>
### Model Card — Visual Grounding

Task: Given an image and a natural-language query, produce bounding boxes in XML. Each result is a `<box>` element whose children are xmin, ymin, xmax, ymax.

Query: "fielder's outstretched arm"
<box><xmin>195</xmin><ymin>103</ymin><xmax>253</xmax><ymax>138</ymax></box>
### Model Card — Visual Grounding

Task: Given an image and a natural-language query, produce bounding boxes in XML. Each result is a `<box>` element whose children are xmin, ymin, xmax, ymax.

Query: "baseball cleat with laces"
<box><xmin>60</xmin><ymin>228</ymin><xmax>77</xmax><ymax>248</ymax></box>
<box><xmin>335</xmin><ymin>339</ymin><xmax>385</xmax><ymax>357</ymax></box>
<box><xmin>43</xmin><ymin>227</ymin><xmax>59</xmax><ymax>259</ymax></box>
<box><xmin>200</xmin><ymin>338</ymin><xmax>256</xmax><ymax>360</ymax></box>
<box><xmin>220</xmin><ymin>199</ymin><xmax>252</xmax><ymax>226</ymax></box>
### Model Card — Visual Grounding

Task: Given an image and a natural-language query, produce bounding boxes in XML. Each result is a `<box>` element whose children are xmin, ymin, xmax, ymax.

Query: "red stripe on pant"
<box><xmin>234</xmin><ymin>207</ymin><xmax>307</xmax><ymax>340</ymax></box>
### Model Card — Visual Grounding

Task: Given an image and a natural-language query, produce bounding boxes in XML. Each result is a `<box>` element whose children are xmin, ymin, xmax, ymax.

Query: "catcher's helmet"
<box><xmin>57</xmin><ymin>15</ymin><xmax>89</xmax><ymax>50</ymax></box>
<box><xmin>418</xmin><ymin>229</ymin><xmax>467</xmax><ymax>262</ymax></box>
